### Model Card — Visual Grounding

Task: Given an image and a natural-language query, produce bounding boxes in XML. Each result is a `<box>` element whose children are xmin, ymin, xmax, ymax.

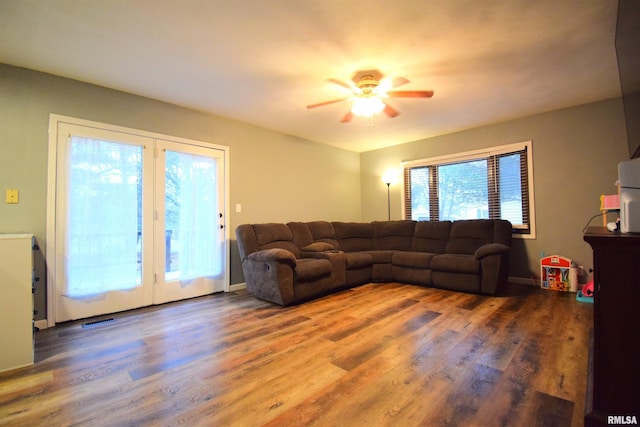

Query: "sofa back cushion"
<box><xmin>287</xmin><ymin>222</ymin><xmax>314</xmax><ymax>248</ymax></box>
<box><xmin>372</xmin><ymin>220</ymin><xmax>416</xmax><ymax>250</ymax></box>
<box><xmin>412</xmin><ymin>221</ymin><xmax>452</xmax><ymax>253</ymax></box>
<box><xmin>252</xmin><ymin>223</ymin><xmax>301</xmax><ymax>258</ymax></box>
<box><xmin>493</xmin><ymin>219</ymin><xmax>513</xmax><ymax>247</ymax></box>
<box><xmin>332</xmin><ymin>222</ymin><xmax>373</xmax><ymax>252</ymax></box>
<box><xmin>307</xmin><ymin>221</ymin><xmax>341</xmax><ymax>250</ymax></box>
<box><xmin>235</xmin><ymin>224</ymin><xmax>258</xmax><ymax>260</ymax></box>
<box><xmin>445</xmin><ymin>219</ymin><xmax>497</xmax><ymax>255</ymax></box>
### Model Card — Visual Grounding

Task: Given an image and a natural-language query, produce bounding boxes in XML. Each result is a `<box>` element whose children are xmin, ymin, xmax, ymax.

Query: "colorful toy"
<box><xmin>540</xmin><ymin>255</ymin><xmax>577</xmax><ymax>292</ymax></box>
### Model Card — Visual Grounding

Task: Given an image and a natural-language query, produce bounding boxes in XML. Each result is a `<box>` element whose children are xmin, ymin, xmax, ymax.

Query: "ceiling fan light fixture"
<box><xmin>306</xmin><ymin>69</ymin><xmax>433</xmax><ymax>124</ymax></box>
<box><xmin>351</xmin><ymin>96</ymin><xmax>385</xmax><ymax>118</ymax></box>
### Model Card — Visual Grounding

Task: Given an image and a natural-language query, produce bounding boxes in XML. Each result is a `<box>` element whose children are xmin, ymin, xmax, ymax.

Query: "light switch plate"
<box><xmin>5</xmin><ymin>189</ymin><xmax>19</xmax><ymax>204</ymax></box>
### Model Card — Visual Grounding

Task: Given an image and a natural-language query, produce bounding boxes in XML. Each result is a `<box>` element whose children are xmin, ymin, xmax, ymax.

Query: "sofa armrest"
<box><xmin>301</xmin><ymin>242</ymin><xmax>337</xmax><ymax>252</ymax></box>
<box><xmin>474</xmin><ymin>243</ymin><xmax>510</xmax><ymax>295</ymax></box>
<box><xmin>474</xmin><ymin>243</ymin><xmax>510</xmax><ymax>259</ymax></box>
<box><xmin>301</xmin><ymin>249</ymin><xmax>346</xmax><ymax>287</ymax></box>
<box><xmin>242</xmin><ymin>250</ymin><xmax>297</xmax><ymax>305</ymax></box>
<box><xmin>247</xmin><ymin>248</ymin><xmax>297</xmax><ymax>267</ymax></box>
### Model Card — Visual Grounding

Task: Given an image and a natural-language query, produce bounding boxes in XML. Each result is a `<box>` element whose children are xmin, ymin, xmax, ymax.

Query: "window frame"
<box><xmin>401</xmin><ymin>141</ymin><xmax>536</xmax><ymax>239</ymax></box>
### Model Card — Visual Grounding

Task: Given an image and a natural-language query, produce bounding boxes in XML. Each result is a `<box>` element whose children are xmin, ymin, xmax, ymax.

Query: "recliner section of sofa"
<box><xmin>235</xmin><ymin>222</ymin><xmax>339</xmax><ymax>305</ymax></box>
<box><xmin>235</xmin><ymin>219</ymin><xmax>512</xmax><ymax>306</ymax></box>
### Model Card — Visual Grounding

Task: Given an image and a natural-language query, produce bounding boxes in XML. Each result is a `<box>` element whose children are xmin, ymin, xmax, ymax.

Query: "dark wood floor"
<box><xmin>0</xmin><ymin>282</ymin><xmax>593</xmax><ymax>427</ymax></box>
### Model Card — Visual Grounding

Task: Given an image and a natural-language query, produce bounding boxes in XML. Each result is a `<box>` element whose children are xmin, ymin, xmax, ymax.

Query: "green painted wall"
<box><xmin>360</xmin><ymin>98</ymin><xmax>628</xmax><ymax>281</ymax></box>
<box><xmin>1</xmin><ymin>63</ymin><xmax>630</xmax><ymax>321</ymax></box>
<box><xmin>0</xmin><ymin>64</ymin><xmax>361</xmax><ymax>319</ymax></box>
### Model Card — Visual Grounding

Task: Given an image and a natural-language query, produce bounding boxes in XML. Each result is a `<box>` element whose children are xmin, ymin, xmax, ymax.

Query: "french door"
<box><xmin>49</xmin><ymin>117</ymin><xmax>228</xmax><ymax>323</ymax></box>
<box><xmin>153</xmin><ymin>139</ymin><xmax>226</xmax><ymax>304</ymax></box>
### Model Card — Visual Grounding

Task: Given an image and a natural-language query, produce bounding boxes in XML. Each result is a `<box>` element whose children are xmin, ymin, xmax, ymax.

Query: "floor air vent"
<box><xmin>81</xmin><ymin>318</ymin><xmax>117</xmax><ymax>329</ymax></box>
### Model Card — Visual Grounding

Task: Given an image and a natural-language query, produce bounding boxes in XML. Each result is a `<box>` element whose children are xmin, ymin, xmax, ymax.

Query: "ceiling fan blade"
<box><xmin>327</xmin><ymin>78</ymin><xmax>353</xmax><ymax>90</ymax></box>
<box><xmin>340</xmin><ymin>111</ymin><xmax>353</xmax><ymax>123</ymax></box>
<box><xmin>306</xmin><ymin>97</ymin><xmax>351</xmax><ymax>109</ymax></box>
<box><xmin>390</xmin><ymin>77</ymin><xmax>410</xmax><ymax>88</ymax></box>
<box><xmin>387</xmin><ymin>90</ymin><xmax>434</xmax><ymax>98</ymax></box>
<box><xmin>383</xmin><ymin>104</ymin><xmax>399</xmax><ymax>118</ymax></box>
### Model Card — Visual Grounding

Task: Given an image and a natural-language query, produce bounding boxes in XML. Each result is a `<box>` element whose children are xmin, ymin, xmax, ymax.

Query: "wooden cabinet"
<box><xmin>583</xmin><ymin>227</ymin><xmax>640</xmax><ymax>426</ymax></box>
<box><xmin>0</xmin><ymin>234</ymin><xmax>34</xmax><ymax>373</ymax></box>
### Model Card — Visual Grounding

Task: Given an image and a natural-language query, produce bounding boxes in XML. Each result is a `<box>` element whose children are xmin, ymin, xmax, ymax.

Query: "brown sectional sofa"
<box><xmin>235</xmin><ymin>219</ymin><xmax>512</xmax><ymax>306</ymax></box>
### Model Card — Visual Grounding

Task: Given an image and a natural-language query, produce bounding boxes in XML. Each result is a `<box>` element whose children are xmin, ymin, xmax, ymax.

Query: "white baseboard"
<box><xmin>231</xmin><ymin>279</ymin><xmax>536</xmax><ymax>291</ymax></box>
<box><xmin>229</xmin><ymin>282</ymin><xmax>246</xmax><ymax>292</ymax></box>
<box><xmin>37</xmin><ymin>285</ymin><xmax>249</xmax><ymax>329</ymax></box>
<box><xmin>34</xmin><ymin>319</ymin><xmax>49</xmax><ymax>330</ymax></box>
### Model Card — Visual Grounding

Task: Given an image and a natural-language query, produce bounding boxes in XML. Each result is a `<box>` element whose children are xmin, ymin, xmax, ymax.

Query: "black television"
<box><xmin>615</xmin><ymin>0</ymin><xmax>640</xmax><ymax>159</ymax></box>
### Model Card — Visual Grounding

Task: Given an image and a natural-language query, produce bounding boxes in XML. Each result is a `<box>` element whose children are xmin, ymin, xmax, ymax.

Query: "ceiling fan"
<box><xmin>306</xmin><ymin>69</ymin><xmax>434</xmax><ymax>123</ymax></box>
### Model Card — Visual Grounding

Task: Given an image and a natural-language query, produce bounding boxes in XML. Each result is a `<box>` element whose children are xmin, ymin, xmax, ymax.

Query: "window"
<box><xmin>402</xmin><ymin>141</ymin><xmax>535</xmax><ymax>238</ymax></box>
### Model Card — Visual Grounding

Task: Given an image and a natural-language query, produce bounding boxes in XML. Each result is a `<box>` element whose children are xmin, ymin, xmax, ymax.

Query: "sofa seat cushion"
<box><xmin>367</xmin><ymin>250</ymin><xmax>395</xmax><ymax>264</ymax></box>
<box><xmin>295</xmin><ymin>258</ymin><xmax>332</xmax><ymax>282</ymax></box>
<box><xmin>392</xmin><ymin>251</ymin><xmax>435</xmax><ymax>268</ymax></box>
<box><xmin>344</xmin><ymin>252</ymin><xmax>373</xmax><ymax>269</ymax></box>
<box><xmin>431</xmin><ymin>254</ymin><xmax>479</xmax><ymax>274</ymax></box>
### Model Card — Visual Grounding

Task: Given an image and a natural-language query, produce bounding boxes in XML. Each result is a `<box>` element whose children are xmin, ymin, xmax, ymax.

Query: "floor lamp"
<box><xmin>385</xmin><ymin>181</ymin><xmax>391</xmax><ymax>221</ymax></box>
<box><xmin>382</xmin><ymin>170</ymin><xmax>397</xmax><ymax>221</ymax></box>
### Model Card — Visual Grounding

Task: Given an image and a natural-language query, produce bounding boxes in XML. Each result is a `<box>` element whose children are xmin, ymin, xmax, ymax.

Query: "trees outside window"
<box><xmin>403</xmin><ymin>142</ymin><xmax>534</xmax><ymax>237</ymax></box>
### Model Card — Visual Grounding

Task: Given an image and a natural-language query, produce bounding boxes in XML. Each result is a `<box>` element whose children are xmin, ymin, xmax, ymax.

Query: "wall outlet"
<box><xmin>5</xmin><ymin>188</ymin><xmax>19</xmax><ymax>204</ymax></box>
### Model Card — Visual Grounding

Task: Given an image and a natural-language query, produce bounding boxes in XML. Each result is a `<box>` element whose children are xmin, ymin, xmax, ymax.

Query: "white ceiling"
<box><xmin>0</xmin><ymin>0</ymin><xmax>621</xmax><ymax>153</ymax></box>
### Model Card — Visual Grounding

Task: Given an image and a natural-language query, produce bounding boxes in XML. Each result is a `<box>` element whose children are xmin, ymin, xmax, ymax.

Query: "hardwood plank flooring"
<box><xmin>0</xmin><ymin>282</ymin><xmax>593</xmax><ymax>426</ymax></box>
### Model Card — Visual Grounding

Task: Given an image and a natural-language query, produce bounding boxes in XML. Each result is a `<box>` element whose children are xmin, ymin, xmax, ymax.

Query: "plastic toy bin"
<box><xmin>540</xmin><ymin>255</ymin><xmax>577</xmax><ymax>292</ymax></box>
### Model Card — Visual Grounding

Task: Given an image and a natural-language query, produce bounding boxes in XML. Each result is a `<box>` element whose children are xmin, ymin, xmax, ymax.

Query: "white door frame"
<box><xmin>46</xmin><ymin>114</ymin><xmax>230</xmax><ymax>327</ymax></box>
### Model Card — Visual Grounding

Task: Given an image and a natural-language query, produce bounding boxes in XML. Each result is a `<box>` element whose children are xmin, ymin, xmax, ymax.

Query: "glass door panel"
<box><xmin>153</xmin><ymin>139</ymin><xmax>226</xmax><ymax>304</ymax></box>
<box><xmin>55</xmin><ymin>123</ymin><xmax>154</xmax><ymax>322</ymax></box>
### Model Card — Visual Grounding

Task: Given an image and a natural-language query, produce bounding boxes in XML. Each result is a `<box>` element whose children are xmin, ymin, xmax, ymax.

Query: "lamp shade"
<box><xmin>351</xmin><ymin>96</ymin><xmax>385</xmax><ymax>117</ymax></box>
<box><xmin>382</xmin><ymin>169</ymin><xmax>399</xmax><ymax>185</ymax></box>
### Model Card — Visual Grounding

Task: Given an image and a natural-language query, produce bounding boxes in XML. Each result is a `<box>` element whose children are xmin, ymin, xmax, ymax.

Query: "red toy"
<box><xmin>540</xmin><ymin>255</ymin><xmax>576</xmax><ymax>292</ymax></box>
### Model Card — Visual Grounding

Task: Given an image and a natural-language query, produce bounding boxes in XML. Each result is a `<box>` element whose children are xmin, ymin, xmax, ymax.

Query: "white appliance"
<box><xmin>619</xmin><ymin>157</ymin><xmax>640</xmax><ymax>233</ymax></box>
